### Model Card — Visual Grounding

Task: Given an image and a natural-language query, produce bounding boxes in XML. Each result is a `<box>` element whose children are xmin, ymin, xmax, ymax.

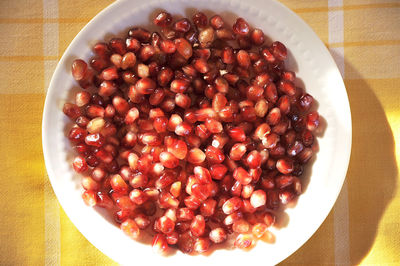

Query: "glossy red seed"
<box><xmin>63</xmin><ymin>103</ymin><xmax>82</xmax><ymax>120</ymax></box>
<box><xmin>278</xmin><ymin>80</ymin><xmax>296</xmax><ymax>96</ymax></box>
<box><xmin>205</xmin><ymin>146</ymin><xmax>225</xmax><ymax>164</ymax></box>
<box><xmin>190</xmin><ymin>215</ymin><xmax>206</xmax><ymax>237</ymax></box>
<box><xmin>193</xmin><ymin>12</ymin><xmax>208</xmax><ymax>28</ymax></box>
<box><xmin>233</xmin><ymin>167</ymin><xmax>252</xmax><ymax>185</ymax></box>
<box><xmin>228</xmin><ymin>127</ymin><xmax>246</xmax><ymax>142</ymax></box>
<box><xmin>237</xmin><ymin>50</ymin><xmax>251</xmax><ymax>69</ymax></box>
<box><xmin>222</xmin><ymin>197</ymin><xmax>242</xmax><ymax>214</ymax></box>
<box><xmin>153</xmin><ymin>11</ymin><xmax>172</xmax><ymax>27</ymax></box>
<box><xmin>276</xmin><ymin>158</ymin><xmax>294</xmax><ymax>174</ymax></box>
<box><xmin>174</xmin><ymin>18</ymin><xmax>191</xmax><ymax>32</ymax></box>
<box><xmin>250</xmin><ymin>28</ymin><xmax>264</xmax><ymax>45</ymax></box>
<box><xmin>71</xmin><ymin>59</ymin><xmax>87</xmax><ymax>81</ymax></box>
<box><xmin>230</xmin><ymin>143</ymin><xmax>247</xmax><ymax>161</ymax></box>
<box><xmin>187</xmin><ymin>148</ymin><xmax>206</xmax><ymax>164</ymax></box>
<box><xmin>306</xmin><ymin>111</ymin><xmax>320</xmax><ymax>131</ymax></box>
<box><xmin>233</xmin><ymin>18</ymin><xmax>250</xmax><ymax>36</ymax></box>
<box><xmin>271</xmin><ymin>41</ymin><xmax>287</xmax><ymax>61</ymax></box>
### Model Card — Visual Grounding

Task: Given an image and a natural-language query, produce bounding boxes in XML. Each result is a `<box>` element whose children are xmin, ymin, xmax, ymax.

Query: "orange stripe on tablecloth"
<box><xmin>0</xmin><ymin>55</ymin><xmax>59</xmax><ymax>61</ymax></box>
<box><xmin>329</xmin><ymin>40</ymin><xmax>400</xmax><ymax>48</ymax></box>
<box><xmin>0</xmin><ymin>18</ymin><xmax>90</xmax><ymax>24</ymax></box>
<box><xmin>293</xmin><ymin>2</ymin><xmax>400</xmax><ymax>13</ymax></box>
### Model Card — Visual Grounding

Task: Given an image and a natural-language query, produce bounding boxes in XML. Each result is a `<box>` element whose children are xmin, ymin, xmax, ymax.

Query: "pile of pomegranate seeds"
<box><xmin>64</xmin><ymin>11</ymin><xmax>319</xmax><ymax>254</ymax></box>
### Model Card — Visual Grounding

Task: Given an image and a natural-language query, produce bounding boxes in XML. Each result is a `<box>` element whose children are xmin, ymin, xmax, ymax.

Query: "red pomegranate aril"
<box><xmin>193</xmin><ymin>238</ymin><xmax>210</xmax><ymax>253</ymax></box>
<box><xmin>276</xmin><ymin>158</ymin><xmax>294</xmax><ymax>174</ymax></box>
<box><xmin>194</xmin><ymin>166</ymin><xmax>212</xmax><ymax>184</ymax></box>
<box><xmin>205</xmin><ymin>146</ymin><xmax>225</xmax><ymax>164</ymax></box>
<box><xmin>250</xmin><ymin>190</ymin><xmax>266</xmax><ymax>208</ymax></box>
<box><xmin>187</xmin><ymin>148</ymin><xmax>206</xmax><ymax>164</ymax></box>
<box><xmin>175</xmin><ymin>122</ymin><xmax>193</xmax><ymax>136</ymax></box>
<box><xmin>204</xmin><ymin>118</ymin><xmax>222</xmax><ymax>133</ymax></box>
<box><xmin>233</xmin><ymin>167</ymin><xmax>252</xmax><ymax>185</ymax></box>
<box><xmin>85</xmin><ymin>133</ymin><xmax>104</xmax><ymax>147</ymax></box>
<box><xmin>233</xmin><ymin>18</ymin><xmax>250</xmax><ymax>36</ymax></box>
<box><xmin>156</xmin><ymin>216</ymin><xmax>175</xmax><ymax>235</ymax></box>
<box><xmin>129</xmin><ymin>189</ymin><xmax>148</xmax><ymax>205</ymax></box>
<box><xmin>120</xmin><ymin>219</ymin><xmax>140</xmax><ymax>239</ymax></box>
<box><xmin>245</xmin><ymin>150</ymin><xmax>262</xmax><ymax>169</ymax></box>
<box><xmin>236</xmin><ymin>50</ymin><xmax>251</xmax><ymax>69</ymax></box>
<box><xmin>155</xmin><ymin>171</ymin><xmax>175</xmax><ymax>189</ymax></box>
<box><xmin>208</xmin><ymin>164</ymin><xmax>227</xmax><ymax>181</ymax></box>
<box><xmin>110</xmin><ymin>53</ymin><xmax>122</xmax><ymax>68</ymax></box>
<box><xmin>287</xmin><ymin>140</ymin><xmax>304</xmax><ymax>157</ymax></box>
<box><xmin>231</xmin><ymin>180</ymin><xmax>242</xmax><ymax>197</ymax></box>
<box><xmin>174</xmin><ymin>18</ymin><xmax>191</xmax><ymax>32</ymax></box>
<box><xmin>110</xmin><ymin>174</ymin><xmax>129</xmax><ymax>194</ymax></box>
<box><xmin>222</xmin><ymin>197</ymin><xmax>242</xmax><ymax>214</ymax></box>
<box><xmin>301</xmin><ymin>130</ymin><xmax>314</xmax><ymax>146</ymax></box>
<box><xmin>278</xmin><ymin>80</ymin><xmax>296</xmax><ymax>96</ymax></box>
<box><xmin>135</xmin><ymin>77</ymin><xmax>156</xmax><ymax>94</ymax></box>
<box><xmin>159</xmin><ymin>151</ymin><xmax>179</xmax><ymax>168</ymax></box>
<box><xmin>190</xmin><ymin>215</ymin><xmax>206</xmax><ymax>237</ymax></box>
<box><xmin>230</xmin><ymin>143</ymin><xmax>247</xmax><ymax>161</ymax></box>
<box><xmin>71</xmin><ymin>59</ymin><xmax>87</xmax><ymax>81</ymax></box>
<box><xmin>184</xmin><ymin>195</ymin><xmax>202</xmax><ymax>210</ymax></box>
<box><xmin>192</xmin><ymin>12</ymin><xmax>208</xmax><ymax>28</ymax></box>
<box><xmin>154</xmin><ymin>11</ymin><xmax>172</xmax><ymax>27</ymax></box>
<box><xmin>214</xmin><ymin>77</ymin><xmax>229</xmax><ymax>93</ymax></box>
<box><xmin>82</xmin><ymin>190</ymin><xmax>97</xmax><ymax>207</ymax></box>
<box><xmin>250</xmin><ymin>28</ymin><xmax>264</xmax><ymax>45</ymax></box>
<box><xmin>68</xmin><ymin>127</ymin><xmax>87</xmax><ymax>143</ymax></box>
<box><xmin>234</xmin><ymin>233</ymin><xmax>253</xmax><ymax>249</ymax></box>
<box><xmin>175</xmin><ymin>38</ymin><xmax>192</xmax><ymax>60</ymax></box>
<box><xmin>233</xmin><ymin>219</ymin><xmax>250</xmax><ymax>233</ymax></box>
<box><xmin>128</xmin><ymin>27</ymin><xmax>151</xmax><ymax>43</ymax></box>
<box><xmin>306</xmin><ymin>111</ymin><xmax>320</xmax><ymax>131</ymax></box>
<box><xmin>208</xmin><ymin>227</ymin><xmax>226</xmax><ymax>244</ymax></box>
<box><xmin>226</xmin><ymin>127</ymin><xmax>245</xmax><ymax>142</ymax></box>
<box><xmin>63</xmin><ymin>103</ymin><xmax>82</xmax><ymax>120</ymax></box>
<box><xmin>271</xmin><ymin>41</ymin><xmax>287</xmax><ymax>61</ymax></box>
<box><xmin>198</xmin><ymin>27</ymin><xmax>215</xmax><ymax>48</ymax></box>
<box><xmin>72</xmin><ymin>156</ymin><xmax>88</xmax><ymax>173</ymax></box>
<box><xmin>170</xmin><ymin>78</ymin><xmax>190</xmax><ymax>93</ymax></box>
<box><xmin>175</xmin><ymin>93</ymin><xmax>191</xmax><ymax>109</ymax></box>
<box><xmin>266</xmin><ymin>107</ymin><xmax>281</xmax><ymax>126</ymax></box>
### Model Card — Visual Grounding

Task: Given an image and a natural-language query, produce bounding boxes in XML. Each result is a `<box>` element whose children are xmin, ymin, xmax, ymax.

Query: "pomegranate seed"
<box><xmin>129</xmin><ymin>189</ymin><xmax>148</xmax><ymax>205</ymax></box>
<box><xmin>82</xmin><ymin>190</ymin><xmax>97</xmax><ymax>206</ymax></box>
<box><xmin>193</xmin><ymin>238</ymin><xmax>210</xmax><ymax>253</ymax></box>
<box><xmin>222</xmin><ymin>197</ymin><xmax>242</xmax><ymax>214</ymax></box>
<box><xmin>271</xmin><ymin>41</ymin><xmax>287</xmax><ymax>61</ymax></box>
<box><xmin>209</xmin><ymin>164</ymin><xmax>227</xmax><ymax>180</ymax></box>
<box><xmin>250</xmin><ymin>190</ymin><xmax>266</xmax><ymax>208</ymax></box>
<box><xmin>63</xmin><ymin>103</ymin><xmax>81</xmax><ymax>120</ymax></box>
<box><xmin>228</xmin><ymin>127</ymin><xmax>246</xmax><ymax>142</ymax></box>
<box><xmin>205</xmin><ymin>146</ymin><xmax>225</xmax><ymax>164</ymax></box>
<box><xmin>198</xmin><ymin>27</ymin><xmax>215</xmax><ymax>48</ymax></box>
<box><xmin>159</xmin><ymin>151</ymin><xmax>179</xmax><ymax>168</ymax></box>
<box><xmin>247</xmin><ymin>85</ymin><xmax>264</xmax><ymax>101</ymax></box>
<box><xmin>208</xmin><ymin>227</ymin><xmax>226</xmax><ymax>244</ymax></box>
<box><xmin>178</xmin><ymin>231</ymin><xmax>195</xmax><ymax>254</ymax></box>
<box><xmin>276</xmin><ymin>158</ymin><xmax>294</xmax><ymax>174</ymax></box>
<box><xmin>301</xmin><ymin>130</ymin><xmax>314</xmax><ymax>146</ymax></box>
<box><xmin>128</xmin><ymin>27</ymin><xmax>151</xmax><ymax>43</ymax></box>
<box><xmin>236</xmin><ymin>50</ymin><xmax>251</xmax><ymax>69</ymax></box>
<box><xmin>266</xmin><ymin>107</ymin><xmax>281</xmax><ymax>126</ymax></box>
<box><xmin>278</xmin><ymin>80</ymin><xmax>296</xmax><ymax>96</ymax></box>
<box><xmin>175</xmin><ymin>93</ymin><xmax>191</xmax><ymax>109</ymax></box>
<box><xmin>252</xmin><ymin>223</ymin><xmax>268</xmax><ymax>238</ymax></box>
<box><xmin>175</xmin><ymin>122</ymin><xmax>193</xmax><ymax>136</ymax></box>
<box><xmin>234</xmin><ymin>234</ymin><xmax>253</xmax><ymax>249</ymax></box>
<box><xmin>71</xmin><ymin>59</ymin><xmax>87</xmax><ymax>81</ymax></box>
<box><xmin>299</xmin><ymin>93</ymin><xmax>314</xmax><ymax>111</ymax></box>
<box><xmin>135</xmin><ymin>77</ymin><xmax>156</xmax><ymax>94</ymax></box>
<box><xmin>190</xmin><ymin>215</ymin><xmax>206</xmax><ymax>237</ymax></box>
<box><xmin>121</xmin><ymin>218</ymin><xmax>140</xmax><ymax>239</ymax></box>
<box><xmin>230</xmin><ymin>143</ymin><xmax>247</xmax><ymax>161</ymax></box>
<box><xmin>85</xmin><ymin>133</ymin><xmax>104</xmax><ymax>147</ymax></box>
<box><xmin>153</xmin><ymin>11</ymin><xmax>172</xmax><ymax>27</ymax></box>
<box><xmin>233</xmin><ymin>219</ymin><xmax>250</xmax><ymax>233</ymax></box>
<box><xmin>111</xmin><ymin>174</ymin><xmax>129</xmax><ymax>194</ymax></box>
<box><xmin>214</xmin><ymin>77</ymin><xmax>229</xmax><ymax>93</ymax></box>
<box><xmin>250</xmin><ymin>28</ymin><xmax>264</xmax><ymax>45</ymax></box>
<box><xmin>177</xmin><ymin>208</ymin><xmax>195</xmax><ymax>222</ymax></box>
<box><xmin>246</xmin><ymin>150</ymin><xmax>261</xmax><ymax>169</ymax></box>
<box><xmin>193</xmin><ymin>166</ymin><xmax>212</xmax><ymax>184</ymax></box>
<box><xmin>306</xmin><ymin>111</ymin><xmax>320</xmax><ymax>131</ymax></box>
<box><xmin>187</xmin><ymin>148</ymin><xmax>206</xmax><ymax>164</ymax></box>
<box><xmin>209</xmin><ymin>15</ymin><xmax>224</xmax><ymax>29</ymax></box>
<box><xmin>170</xmin><ymin>78</ymin><xmax>190</xmax><ymax>93</ymax></box>
<box><xmin>72</xmin><ymin>156</ymin><xmax>88</xmax><ymax>173</ymax></box>
<box><xmin>233</xmin><ymin>167</ymin><xmax>252</xmax><ymax>185</ymax></box>
<box><xmin>69</xmin><ymin>127</ymin><xmax>87</xmax><ymax>143</ymax></box>
<box><xmin>174</xmin><ymin>18</ymin><xmax>191</xmax><ymax>32</ymax></box>
<box><xmin>175</xmin><ymin>38</ymin><xmax>192</xmax><ymax>60</ymax></box>
<box><xmin>184</xmin><ymin>195</ymin><xmax>202</xmax><ymax>210</ymax></box>
<box><xmin>192</xmin><ymin>12</ymin><xmax>208</xmax><ymax>28</ymax></box>
<box><xmin>204</xmin><ymin>118</ymin><xmax>222</xmax><ymax>133</ymax></box>
<box><xmin>156</xmin><ymin>216</ymin><xmax>175</xmax><ymax>234</ymax></box>
<box><xmin>233</xmin><ymin>18</ymin><xmax>250</xmax><ymax>36</ymax></box>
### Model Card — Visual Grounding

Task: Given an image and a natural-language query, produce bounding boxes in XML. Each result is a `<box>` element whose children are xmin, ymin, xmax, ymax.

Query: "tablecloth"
<box><xmin>0</xmin><ymin>0</ymin><xmax>399</xmax><ymax>265</ymax></box>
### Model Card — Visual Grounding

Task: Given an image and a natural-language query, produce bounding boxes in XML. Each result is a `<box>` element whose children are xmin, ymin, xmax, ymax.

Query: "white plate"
<box><xmin>42</xmin><ymin>0</ymin><xmax>352</xmax><ymax>265</ymax></box>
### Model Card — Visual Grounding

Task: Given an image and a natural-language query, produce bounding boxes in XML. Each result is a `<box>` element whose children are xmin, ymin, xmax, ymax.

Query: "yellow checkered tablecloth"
<box><xmin>0</xmin><ymin>0</ymin><xmax>399</xmax><ymax>265</ymax></box>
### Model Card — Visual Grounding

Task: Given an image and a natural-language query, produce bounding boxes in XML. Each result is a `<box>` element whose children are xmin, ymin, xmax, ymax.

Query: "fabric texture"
<box><xmin>0</xmin><ymin>0</ymin><xmax>399</xmax><ymax>265</ymax></box>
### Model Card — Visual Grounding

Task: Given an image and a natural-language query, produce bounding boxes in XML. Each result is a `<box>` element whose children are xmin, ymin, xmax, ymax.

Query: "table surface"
<box><xmin>0</xmin><ymin>0</ymin><xmax>399</xmax><ymax>265</ymax></box>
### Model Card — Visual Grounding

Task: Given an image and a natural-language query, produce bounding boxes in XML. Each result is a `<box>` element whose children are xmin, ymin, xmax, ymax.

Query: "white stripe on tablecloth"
<box><xmin>329</xmin><ymin>0</ymin><xmax>350</xmax><ymax>265</ymax></box>
<box><xmin>43</xmin><ymin>0</ymin><xmax>61</xmax><ymax>265</ymax></box>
